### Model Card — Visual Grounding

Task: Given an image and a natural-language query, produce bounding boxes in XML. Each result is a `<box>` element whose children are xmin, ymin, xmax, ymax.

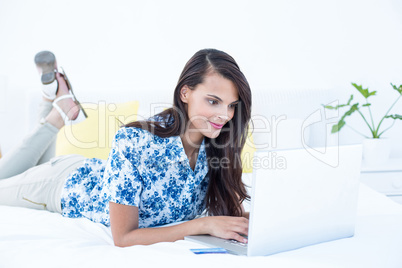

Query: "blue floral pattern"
<box><xmin>60</xmin><ymin>125</ymin><xmax>209</xmax><ymax>228</ymax></box>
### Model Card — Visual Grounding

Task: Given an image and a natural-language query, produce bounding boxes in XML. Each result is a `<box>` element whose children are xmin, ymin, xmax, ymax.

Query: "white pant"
<box><xmin>0</xmin><ymin>154</ymin><xmax>85</xmax><ymax>213</ymax></box>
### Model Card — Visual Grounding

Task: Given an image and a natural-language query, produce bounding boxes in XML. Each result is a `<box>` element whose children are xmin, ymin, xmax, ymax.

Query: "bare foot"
<box><xmin>44</xmin><ymin>73</ymin><xmax>80</xmax><ymax>129</ymax></box>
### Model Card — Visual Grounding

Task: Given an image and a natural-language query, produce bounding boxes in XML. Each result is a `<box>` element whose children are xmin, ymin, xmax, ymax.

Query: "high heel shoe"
<box><xmin>35</xmin><ymin>51</ymin><xmax>88</xmax><ymax>125</ymax></box>
<box><xmin>34</xmin><ymin>51</ymin><xmax>58</xmax><ymax>100</ymax></box>
<box><xmin>58</xmin><ymin>67</ymin><xmax>88</xmax><ymax>123</ymax></box>
<box><xmin>52</xmin><ymin>92</ymin><xmax>87</xmax><ymax>125</ymax></box>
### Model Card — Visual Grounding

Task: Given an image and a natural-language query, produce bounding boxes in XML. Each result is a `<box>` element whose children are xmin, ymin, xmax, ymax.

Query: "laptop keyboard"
<box><xmin>224</xmin><ymin>239</ymin><xmax>247</xmax><ymax>247</ymax></box>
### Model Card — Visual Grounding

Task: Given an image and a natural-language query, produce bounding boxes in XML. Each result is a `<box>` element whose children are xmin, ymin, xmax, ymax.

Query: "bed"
<box><xmin>2</xmin><ymin>88</ymin><xmax>402</xmax><ymax>267</ymax></box>
<box><xmin>1</xmin><ymin>179</ymin><xmax>402</xmax><ymax>268</ymax></box>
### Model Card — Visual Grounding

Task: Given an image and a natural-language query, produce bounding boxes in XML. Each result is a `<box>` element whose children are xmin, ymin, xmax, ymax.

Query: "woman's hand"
<box><xmin>109</xmin><ymin>201</ymin><xmax>249</xmax><ymax>247</ymax></box>
<box><xmin>201</xmin><ymin>216</ymin><xmax>249</xmax><ymax>243</ymax></box>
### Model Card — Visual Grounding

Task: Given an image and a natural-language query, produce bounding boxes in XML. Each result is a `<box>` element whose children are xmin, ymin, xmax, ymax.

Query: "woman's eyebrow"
<box><xmin>207</xmin><ymin>94</ymin><xmax>240</xmax><ymax>104</ymax></box>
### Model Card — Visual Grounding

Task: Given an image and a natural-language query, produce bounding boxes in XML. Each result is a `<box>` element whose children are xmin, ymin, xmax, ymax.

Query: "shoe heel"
<box><xmin>41</xmin><ymin>72</ymin><xmax>55</xmax><ymax>85</ymax></box>
<box><xmin>34</xmin><ymin>51</ymin><xmax>56</xmax><ymax>84</ymax></box>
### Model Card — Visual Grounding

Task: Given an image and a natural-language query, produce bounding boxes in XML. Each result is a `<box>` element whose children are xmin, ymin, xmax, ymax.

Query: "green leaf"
<box><xmin>332</xmin><ymin>120</ymin><xmax>345</xmax><ymax>133</ymax></box>
<box><xmin>331</xmin><ymin>103</ymin><xmax>359</xmax><ymax>133</ymax></box>
<box><xmin>385</xmin><ymin>114</ymin><xmax>402</xmax><ymax>120</ymax></box>
<box><xmin>322</xmin><ymin>95</ymin><xmax>353</xmax><ymax>110</ymax></box>
<box><xmin>342</xmin><ymin>103</ymin><xmax>359</xmax><ymax>118</ymax></box>
<box><xmin>347</xmin><ymin>94</ymin><xmax>354</xmax><ymax>105</ymax></box>
<box><xmin>351</xmin><ymin>83</ymin><xmax>376</xmax><ymax>99</ymax></box>
<box><xmin>391</xmin><ymin>83</ymin><xmax>402</xmax><ymax>95</ymax></box>
<box><xmin>362</xmin><ymin>103</ymin><xmax>371</xmax><ymax>107</ymax></box>
<box><xmin>324</xmin><ymin>105</ymin><xmax>336</xmax><ymax>109</ymax></box>
<box><xmin>323</xmin><ymin>104</ymin><xmax>347</xmax><ymax>110</ymax></box>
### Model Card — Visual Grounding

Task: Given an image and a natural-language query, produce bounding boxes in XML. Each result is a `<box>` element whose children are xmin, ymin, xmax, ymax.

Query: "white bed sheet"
<box><xmin>1</xmin><ymin>182</ymin><xmax>402</xmax><ymax>268</ymax></box>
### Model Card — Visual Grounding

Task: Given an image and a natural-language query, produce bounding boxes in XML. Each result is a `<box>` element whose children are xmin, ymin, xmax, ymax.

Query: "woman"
<box><xmin>0</xmin><ymin>48</ymin><xmax>252</xmax><ymax>247</ymax></box>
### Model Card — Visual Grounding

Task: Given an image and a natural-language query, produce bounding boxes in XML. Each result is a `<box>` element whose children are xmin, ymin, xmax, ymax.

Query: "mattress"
<box><xmin>1</xmin><ymin>182</ymin><xmax>402</xmax><ymax>268</ymax></box>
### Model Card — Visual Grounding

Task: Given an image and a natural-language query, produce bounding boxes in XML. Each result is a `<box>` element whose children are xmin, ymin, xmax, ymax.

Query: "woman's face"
<box><xmin>180</xmin><ymin>72</ymin><xmax>239</xmax><ymax>142</ymax></box>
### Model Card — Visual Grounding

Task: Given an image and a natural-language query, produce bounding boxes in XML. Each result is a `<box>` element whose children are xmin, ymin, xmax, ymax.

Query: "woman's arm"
<box><xmin>109</xmin><ymin>201</ymin><xmax>249</xmax><ymax>247</ymax></box>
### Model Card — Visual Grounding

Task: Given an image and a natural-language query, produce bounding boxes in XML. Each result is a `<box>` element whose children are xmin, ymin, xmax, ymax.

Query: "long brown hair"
<box><xmin>125</xmin><ymin>48</ymin><xmax>252</xmax><ymax>216</ymax></box>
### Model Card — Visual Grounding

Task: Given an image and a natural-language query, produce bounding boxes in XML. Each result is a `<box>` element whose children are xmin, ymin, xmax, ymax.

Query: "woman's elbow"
<box><xmin>113</xmin><ymin>238</ymin><xmax>125</xmax><ymax>247</ymax></box>
<box><xmin>113</xmin><ymin>235</ymin><xmax>132</xmax><ymax>247</ymax></box>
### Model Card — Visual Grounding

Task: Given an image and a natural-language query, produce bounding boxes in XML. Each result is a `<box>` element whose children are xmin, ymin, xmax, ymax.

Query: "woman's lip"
<box><xmin>210</xmin><ymin>122</ymin><xmax>224</xmax><ymax>129</ymax></box>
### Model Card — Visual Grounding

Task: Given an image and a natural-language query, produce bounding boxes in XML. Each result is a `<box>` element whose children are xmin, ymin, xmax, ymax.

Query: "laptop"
<box><xmin>185</xmin><ymin>144</ymin><xmax>363</xmax><ymax>256</ymax></box>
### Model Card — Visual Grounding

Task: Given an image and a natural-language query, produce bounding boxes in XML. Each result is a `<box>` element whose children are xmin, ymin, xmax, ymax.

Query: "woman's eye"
<box><xmin>208</xmin><ymin>99</ymin><xmax>218</xmax><ymax>105</ymax></box>
<box><xmin>228</xmin><ymin>103</ymin><xmax>237</xmax><ymax>109</ymax></box>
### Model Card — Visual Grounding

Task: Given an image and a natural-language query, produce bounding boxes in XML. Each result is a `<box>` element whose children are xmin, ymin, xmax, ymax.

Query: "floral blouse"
<box><xmin>60</xmin><ymin>125</ymin><xmax>209</xmax><ymax>228</ymax></box>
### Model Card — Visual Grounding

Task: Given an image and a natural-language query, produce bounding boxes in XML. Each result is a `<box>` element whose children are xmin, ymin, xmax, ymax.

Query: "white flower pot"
<box><xmin>362</xmin><ymin>138</ymin><xmax>391</xmax><ymax>165</ymax></box>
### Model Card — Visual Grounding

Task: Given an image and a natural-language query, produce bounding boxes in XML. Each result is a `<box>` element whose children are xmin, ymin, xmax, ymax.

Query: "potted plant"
<box><xmin>323</xmin><ymin>83</ymin><xmax>402</xmax><ymax>164</ymax></box>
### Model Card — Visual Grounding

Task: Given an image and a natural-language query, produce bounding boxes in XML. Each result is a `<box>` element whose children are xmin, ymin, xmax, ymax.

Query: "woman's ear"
<box><xmin>180</xmin><ymin>86</ymin><xmax>190</xmax><ymax>103</ymax></box>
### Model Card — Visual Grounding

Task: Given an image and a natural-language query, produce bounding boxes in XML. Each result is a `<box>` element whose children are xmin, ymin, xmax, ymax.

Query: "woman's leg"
<box><xmin>0</xmin><ymin>122</ymin><xmax>59</xmax><ymax>179</ymax></box>
<box><xmin>0</xmin><ymin>154</ymin><xmax>85</xmax><ymax>213</ymax></box>
<box><xmin>37</xmin><ymin>99</ymin><xmax>56</xmax><ymax>165</ymax></box>
<box><xmin>0</xmin><ymin>73</ymin><xmax>81</xmax><ymax>179</ymax></box>
<box><xmin>0</xmin><ymin>50</ymin><xmax>88</xmax><ymax>212</ymax></box>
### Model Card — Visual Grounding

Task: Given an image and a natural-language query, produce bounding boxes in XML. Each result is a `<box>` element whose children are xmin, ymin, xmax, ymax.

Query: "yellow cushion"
<box><xmin>56</xmin><ymin>101</ymin><xmax>255</xmax><ymax>173</ymax></box>
<box><xmin>241</xmin><ymin>131</ymin><xmax>256</xmax><ymax>173</ymax></box>
<box><xmin>56</xmin><ymin>101</ymin><xmax>139</xmax><ymax>160</ymax></box>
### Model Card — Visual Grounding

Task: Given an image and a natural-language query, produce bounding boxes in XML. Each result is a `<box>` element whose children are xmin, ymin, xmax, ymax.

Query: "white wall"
<box><xmin>0</xmin><ymin>0</ymin><xmax>401</xmax><ymax>156</ymax></box>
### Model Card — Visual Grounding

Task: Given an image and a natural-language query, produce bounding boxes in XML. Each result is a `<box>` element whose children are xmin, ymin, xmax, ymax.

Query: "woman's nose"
<box><xmin>217</xmin><ymin>105</ymin><xmax>233</xmax><ymax>122</ymax></box>
<box><xmin>218</xmin><ymin>112</ymin><xmax>230</xmax><ymax>122</ymax></box>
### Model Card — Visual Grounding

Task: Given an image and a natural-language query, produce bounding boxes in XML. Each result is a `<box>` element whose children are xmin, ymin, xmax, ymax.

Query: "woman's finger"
<box><xmin>230</xmin><ymin>232</ymin><xmax>248</xmax><ymax>243</ymax></box>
